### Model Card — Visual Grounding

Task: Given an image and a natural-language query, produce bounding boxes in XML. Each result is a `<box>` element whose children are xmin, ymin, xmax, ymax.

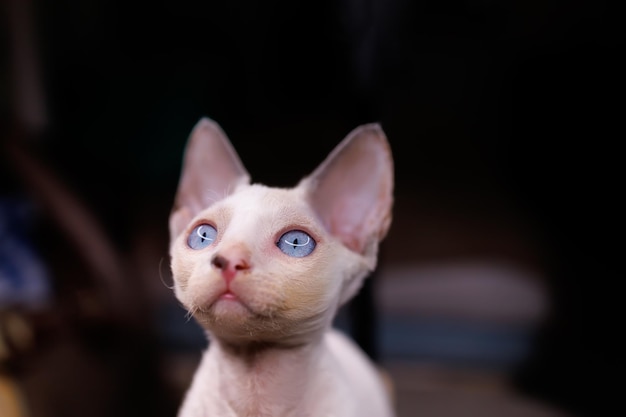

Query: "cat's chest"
<box><xmin>192</xmin><ymin>347</ymin><xmax>338</xmax><ymax>417</ymax></box>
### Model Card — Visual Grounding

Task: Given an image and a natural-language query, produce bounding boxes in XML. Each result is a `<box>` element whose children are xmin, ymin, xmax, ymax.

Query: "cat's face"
<box><xmin>170</xmin><ymin>184</ymin><xmax>365</xmax><ymax>345</ymax></box>
<box><xmin>169</xmin><ymin>119</ymin><xmax>393</xmax><ymax>346</ymax></box>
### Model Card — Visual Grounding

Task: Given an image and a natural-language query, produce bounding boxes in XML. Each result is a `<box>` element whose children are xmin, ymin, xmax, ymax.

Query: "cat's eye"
<box><xmin>276</xmin><ymin>230</ymin><xmax>316</xmax><ymax>257</ymax></box>
<box><xmin>188</xmin><ymin>224</ymin><xmax>217</xmax><ymax>250</ymax></box>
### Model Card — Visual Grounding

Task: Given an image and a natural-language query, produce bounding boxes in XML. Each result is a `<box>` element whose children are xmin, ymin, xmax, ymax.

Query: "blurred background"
<box><xmin>0</xmin><ymin>1</ymin><xmax>622</xmax><ymax>417</ymax></box>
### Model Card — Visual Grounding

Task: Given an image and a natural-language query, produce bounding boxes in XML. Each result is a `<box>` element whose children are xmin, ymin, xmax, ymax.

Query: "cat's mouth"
<box><xmin>218</xmin><ymin>291</ymin><xmax>238</xmax><ymax>301</ymax></box>
<box><xmin>207</xmin><ymin>289</ymin><xmax>257</xmax><ymax>316</ymax></box>
<box><xmin>189</xmin><ymin>280</ymin><xmax>281</xmax><ymax>323</ymax></box>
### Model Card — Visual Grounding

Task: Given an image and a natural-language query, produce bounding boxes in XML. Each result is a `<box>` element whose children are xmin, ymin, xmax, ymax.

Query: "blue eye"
<box><xmin>188</xmin><ymin>224</ymin><xmax>217</xmax><ymax>250</ymax></box>
<box><xmin>276</xmin><ymin>230</ymin><xmax>316</xmax><ymax>257</ymax></box>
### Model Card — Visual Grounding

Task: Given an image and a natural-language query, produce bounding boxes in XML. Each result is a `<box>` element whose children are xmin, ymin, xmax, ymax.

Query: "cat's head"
<box><xmin>169</xmin><ymin>118</ymin><xmax>393</xmax><ymax>346</ymax></box>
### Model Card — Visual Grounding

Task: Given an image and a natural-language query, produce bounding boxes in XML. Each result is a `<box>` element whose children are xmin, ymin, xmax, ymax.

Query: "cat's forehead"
<box><xmin>228</xmin><ymin>183</ymin><xmax>304</xmax><ymax>208</ymax></box>
<box><xmin>198</xmin><ymin>184</ymin><xmax>321</xmax><ymax>231</ymax></box>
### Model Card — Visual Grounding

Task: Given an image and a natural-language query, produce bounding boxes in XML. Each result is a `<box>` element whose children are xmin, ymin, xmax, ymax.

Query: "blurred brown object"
<box><xmin>1</xmin><ymin>138</ymin><xmax>179</xmax><ymax>417</ymax></box>
<box><xmin>0</xmin><ymin>373</ymin><xmax>28</xmax><ymax>417</ymax></box>
<box><xmin>1</xmin><ymin>114</ymin><xmax>179</xmax><ymax>417</ymax></box>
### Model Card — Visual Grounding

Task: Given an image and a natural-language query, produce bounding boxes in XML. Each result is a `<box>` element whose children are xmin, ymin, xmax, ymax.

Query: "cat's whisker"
<box><xmin>158</xmin><ymin>257</ymin><xmax>176</xmax><ymax>290</ymax></box>
<box><xmin>185</xmin><ymin>305</ymin><xmax>198</xmax><ymax>322</ymax></box>
<box><xmin>203</xmin><ymin>188</ymin><xmax>222</xmax><ymax>204</ymax></box>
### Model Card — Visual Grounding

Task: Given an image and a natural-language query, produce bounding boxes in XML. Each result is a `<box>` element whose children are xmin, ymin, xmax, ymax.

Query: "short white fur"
<box><xmin>169</xmin><ymin>118</ymin><xmax>395</xmax><ymax>417</ymax></box>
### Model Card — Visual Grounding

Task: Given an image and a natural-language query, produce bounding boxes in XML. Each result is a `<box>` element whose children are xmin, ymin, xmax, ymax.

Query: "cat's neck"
<box><xmin>207</xmin><ymin>335</ymin><xmax>331</xmax><ymax>416</ymax></box>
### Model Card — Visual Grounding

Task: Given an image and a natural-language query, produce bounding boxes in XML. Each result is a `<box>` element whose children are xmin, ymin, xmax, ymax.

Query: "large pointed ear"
<box><xmin>301</xmin><ymin>123</ymin><xmax>394</xmax><ymax>256</ymax></box>
<box><xmin>169</xmin><ymin>118</ymin><xmax>250</xmax><ymax>240</ymax></box>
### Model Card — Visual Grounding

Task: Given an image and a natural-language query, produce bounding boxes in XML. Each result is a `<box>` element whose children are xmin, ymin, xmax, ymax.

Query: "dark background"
<box><xmin>1</xmin><ymin>1</ymin><xmax>623</xmax><ymax>417</ymax></box>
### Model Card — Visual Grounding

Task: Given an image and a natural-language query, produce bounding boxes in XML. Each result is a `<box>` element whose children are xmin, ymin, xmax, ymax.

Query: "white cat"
<box><xmin>169</xmin><ymin>118</ymin><xmax>395</xmax><ymax>417</ymax></box>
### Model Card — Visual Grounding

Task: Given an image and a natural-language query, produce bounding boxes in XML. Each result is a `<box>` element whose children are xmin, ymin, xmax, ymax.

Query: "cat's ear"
<box><xmin>301</xmin><ymin>123</ymin><xmax>393</xmax><ymax>256</ymax></box>
<box><xmin>170</xmin><ymin>118</ymin><xmax>250</xmax><ymax>240</ymax></box>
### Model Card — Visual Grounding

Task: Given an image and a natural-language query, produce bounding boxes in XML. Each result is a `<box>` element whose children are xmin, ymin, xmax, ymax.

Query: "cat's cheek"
<box><xmin>280</xmin><ymin>254</ymin><xmax>341</xmax><ymax>317</ymax></box>
<box><xmin>171</xmin><ymin>252</ymin><xmax>223</xmax><ymax>310</ymax></box>
<box><xmin>187</xmin><ymin>274</ymin><xmax>228</xmax><ymax>307</ymax></box>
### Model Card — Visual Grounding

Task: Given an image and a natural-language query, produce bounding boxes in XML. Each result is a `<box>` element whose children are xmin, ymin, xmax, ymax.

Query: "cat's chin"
<box><xmin>192</xmin><ymin>297</ymin><xmax>323</xmax><ymax>345</ymax></box>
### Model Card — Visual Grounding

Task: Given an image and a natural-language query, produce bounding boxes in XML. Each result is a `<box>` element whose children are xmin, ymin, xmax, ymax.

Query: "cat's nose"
<box><xmin>210</xmin><ymin>246</ymin><xmax>251</xmax><ymax>283</ymax></box>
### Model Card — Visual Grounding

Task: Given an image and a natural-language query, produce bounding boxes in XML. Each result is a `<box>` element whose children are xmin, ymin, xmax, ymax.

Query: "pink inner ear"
<box><xmin>308</xmin><ymin>125</ymin><xmax>393</xmax><ymax>253</ymax></box>
<box><xmin>173</xmin><ymin>118</ymin><xmax>250</xmax><ymax>216</ymax></box>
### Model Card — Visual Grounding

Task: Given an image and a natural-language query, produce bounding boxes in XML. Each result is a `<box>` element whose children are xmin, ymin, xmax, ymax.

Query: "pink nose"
<box><xmin>211</xmin><ymin>246</ymin><xmax>251</xmax><ymax>283</ymax></box>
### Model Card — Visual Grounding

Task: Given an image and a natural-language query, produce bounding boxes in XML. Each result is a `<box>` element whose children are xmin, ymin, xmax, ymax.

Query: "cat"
<box><xmin>168</xmin><ymin>117</ymin><xmax>395</xmax><ymax>417</ymax></box>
